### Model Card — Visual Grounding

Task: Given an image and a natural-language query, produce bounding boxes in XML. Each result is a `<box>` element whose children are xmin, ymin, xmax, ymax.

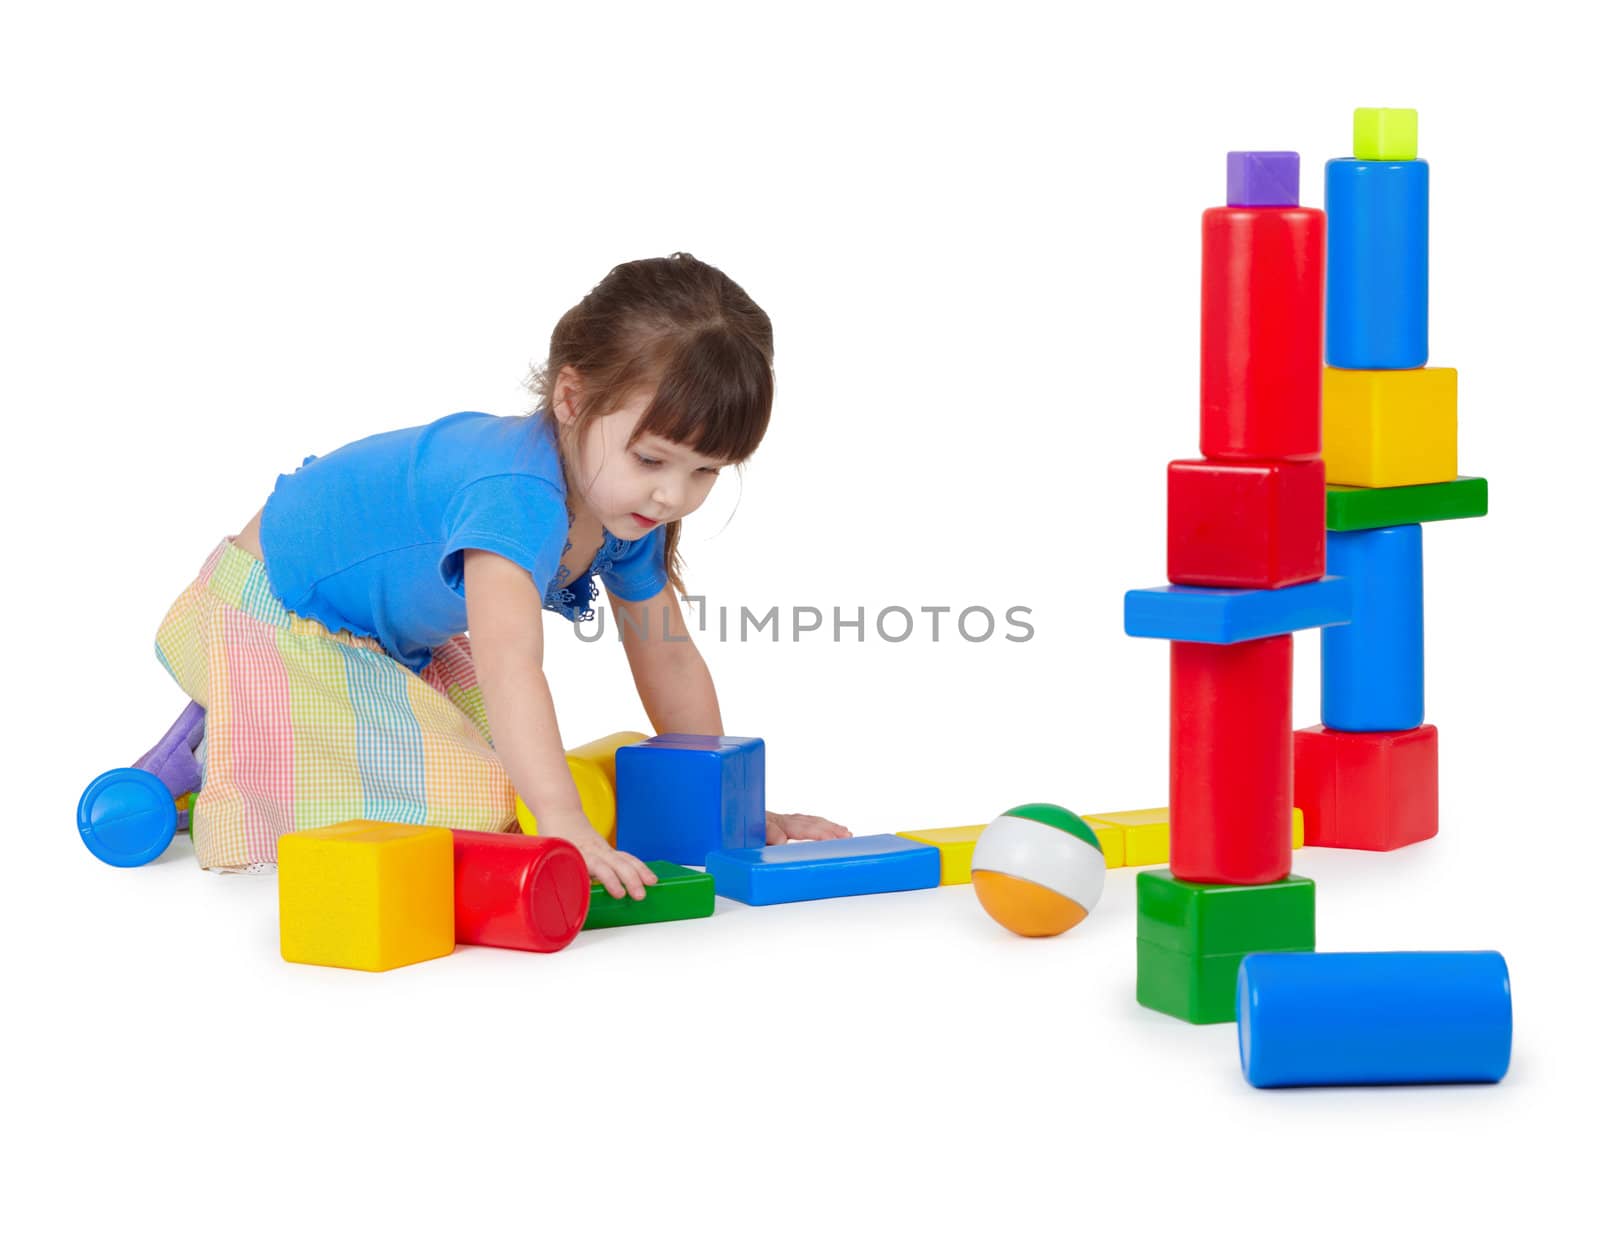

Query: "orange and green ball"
<box><xmin>971</xmin><ymin>803</ymin><xmax>1105</xmax><ymax>937</ymax></box>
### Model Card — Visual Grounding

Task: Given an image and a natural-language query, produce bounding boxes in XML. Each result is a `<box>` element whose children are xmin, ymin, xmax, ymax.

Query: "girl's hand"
<box><xmin>766</xmin><ymin>811</ymin><xmax>852</xmax><ymax>845</ymax></box>
<box><xmin>536</xmin><ymin>811</ymin><xmax>657</xmax><ymax>901</ymax></box>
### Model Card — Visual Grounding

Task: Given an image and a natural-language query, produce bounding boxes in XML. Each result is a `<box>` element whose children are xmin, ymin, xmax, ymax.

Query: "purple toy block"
<box><xmin>1227</xmin><ymin>151</ymin><xmax>1300</xmax><ymax>207</ymax></box>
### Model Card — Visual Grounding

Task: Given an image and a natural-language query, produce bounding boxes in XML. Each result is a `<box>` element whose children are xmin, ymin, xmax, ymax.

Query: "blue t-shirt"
<box><xmin>259</xmin><ymin>410</ymin><xmax>668</xmax><ymax>671</ymax></box>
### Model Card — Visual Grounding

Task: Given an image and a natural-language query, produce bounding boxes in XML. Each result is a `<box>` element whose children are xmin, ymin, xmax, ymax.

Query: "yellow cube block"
<box><xmin>516</xmin><ymin>730</ymin><xmax>648</xmax><ymax>845</ymax></box>
<box><xmin>1084</xmin><ymin>807</ymin><xmax>1306</xmax><ymax>870</ymax></box>
<box><xmin>1354</xmin><ymin>107</ymin><xmax>1418</xmax><ymax>161</ymax></box>
<box><xmin>1323</xmin><ymin>367</ymin><xmax>1458</xmax><ymax>488</ymax></box>
<box><xmin>896</xmin><ymin>825</ymin><xmax>987</xmax><ymax>885</ymax></box>
<box><xmin>279</xmin><ymin>821</ymin><xmax>455</xmax><ymax>972</ymax></box>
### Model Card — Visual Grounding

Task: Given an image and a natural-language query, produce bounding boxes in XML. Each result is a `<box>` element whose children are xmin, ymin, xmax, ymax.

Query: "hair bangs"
<box><xmin>632</xmin><ymin>328</ymin><xmax>773</xmax><ymax>464</ymax></box>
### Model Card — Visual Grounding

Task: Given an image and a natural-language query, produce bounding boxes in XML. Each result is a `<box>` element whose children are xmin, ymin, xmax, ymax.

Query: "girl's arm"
<box><xmin>464</xmin><ymin>549</ymin><xmax>656</xmax><ymax>899</ymax></box>
<box><xmin>609</xmin><ymin>583</ymin><xmax>851</xmax><ymax>844</ymax></box>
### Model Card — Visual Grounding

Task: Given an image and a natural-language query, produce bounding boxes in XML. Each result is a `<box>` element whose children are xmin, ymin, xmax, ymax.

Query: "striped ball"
<box><xmin>971</xmin><ymin>803</ymin><xmax>1105</xmax><ymax>937</ymax></box>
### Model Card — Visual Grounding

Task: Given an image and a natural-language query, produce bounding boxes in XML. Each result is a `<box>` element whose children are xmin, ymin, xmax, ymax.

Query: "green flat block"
<box><xmin>583</xmin><ymin>860</ymin><xmax>715</xmax><ymax>930</ymax></box>
<box><xmin>1326</xmin><ymin>475</ymin><xmax>1488</xmax><ymax>531</ymax></box>
<box><xmin>1136</xmin><ymin>869</ymin><xmax>1315</xmax><ymax>956</ymax></box>
<box><xmin>1137</xmin><ymin>939</ymin><xmax>1312</xmax><ymax>1024</ymax></box>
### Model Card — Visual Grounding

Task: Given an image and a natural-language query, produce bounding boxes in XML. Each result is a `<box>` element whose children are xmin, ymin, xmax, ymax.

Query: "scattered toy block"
<box><xmin>1171</xmin><ymin>636</ymin><xmax>1293</xmax><ymax>885</ymax></box>
<box><xmin>1226</xmin><ymin>150</ymin><xmax>1300</xmax><ymax>207</ymax></box>
<box><xmin>1294</xmin><ymin>723</ymin><xmax>1439</xmax><ymax>850</ymax></box>
<box><xmin>895</xmin><ymin>825</ymin><xmax>987</xmax><ymax>884</ymax></box>
<box><xmin>1136</xmin><ymin>868</ymin><xmax>1315</xmax><ymax>1024</ymax></box>
<box><xmin>1326</xmin><ymin>475</ymin><xmax>1487</xmax><ymax>531</ymax></box>
<box><xmin>705</xmin><ymin>835</ymin><xmax>940</xmax><ymax>906</ymax></box>
<box><xmin>1168</xmin><ymin>457</ymin><xmax>1325</xmax><ymax>589</ymax></box>
<box><xmin>615</xmin><ymin>734</ymin><xmax>765</xmax><ymax>866</ymax></box>
<box><xmin>1323</xmin><ymin>367</ymin><xmax>1457</xmax><ymax>487</ymax></box>
<box><xmin>1125</xmin><ymin>576</ymin><xmax>1351</xmax><ymax>644</ymax></box>
<box><xmin>1237</xmin><ymin>950</ymin><xmax>1513</xmax><ymax>1088</ymax></box>
<box><xmin>279</xmin><ymin>822</ymin><xmax>455</xmax><ymax>972</ymax></box>
<box><xmin>453</xmin><ymin>831</ymin><xmax>590</xmax><ymax>953</ymax></box>
<box><xmin>1200</xmin><ymin>200</ymin><xmax>1325</xmax><ymax>460</ymax></box>
<box><xmin>1092</xmin><ymin>823</ymin><xmax>1125</xmax><ymax>868</ymax></box>
<box><xmin>1325</xmin><ymin>157</ymin><xmax>1429</xmax><ymax>369</ymax></box>
<box><xmin>1353</xmin><ymin>107</ymin><xmax>1419</xmax><ymax>161</ymax></box>
<box><xmin>516</xmin><ymin>730</ymin><xmax>648</xmax><ymax>844</ymax></box>
<box><xmin>584</xmin><ymin>861</ymin><xmax>715</xmax><ymax>930</ymax></box>
<box><xmin>1085</xmin><ymin>807</ymin><xmax>1303</xmax><ymax>867</ymax></box>
<box><xmin>1323</xmin><ymin>525</ymin><xmax>1424</xmax><ymax>732</ymax></box>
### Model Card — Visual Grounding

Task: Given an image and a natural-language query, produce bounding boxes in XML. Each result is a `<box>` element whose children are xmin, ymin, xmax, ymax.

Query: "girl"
<box><xmin>153</xmin><ymin>253</ymin><xmax>848</xmax><ymax>898</ymax></box>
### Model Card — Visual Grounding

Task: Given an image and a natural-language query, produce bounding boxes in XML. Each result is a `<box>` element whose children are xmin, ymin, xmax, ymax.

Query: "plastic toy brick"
<box><xmin>704</xmin><ymin>835</ymin><xmax>941</xmax><ymax>906</ymax></box>
<box><xmin>1326</xmin><ymin>475</ymin><xmax>1487</xmax><ymax>531</ymax></box>
<box><xmin>615</xmin><ymin>734</ymin><xmax>765</xmax><ymax>866</ymax></box>
<box><xmin>1124</xmin><ymin>576</ymin><xmax>1351</xmax><ymax>644</ymax></box>
<box><xmin>78</xmin><ymin>767</ymin><xmax>178</xmax><ymax>867</ymax></box>
<box><xmin>1353</xmin><ymin>107</ymin><xmax>1419</xmax><ymax>161</ymax></box>
<box><xmin>517</xmin><ymin>730</ymin><xmax>648</xmax><ymax>845</ymax></box>
<box><xmin>1167</xmin><ymin>458</ymin><xmax>1325</xmax><ymax>589</ymax></box>
<box><xmin>279</xmin><ymin>822</ymin><xmax>455</xmax><ymax>972</ymax></box>
<box><xmin>453</xmin><ymin>831</ymin><xmax>590</xmax><ymax>953</ymax></box>
<box><xmin>1323</xmin><ymin>367</ymin><xmax>1457</xmax><ymax>487</ymax></box>
<box><xmin>583</xmin><ymin>861</ymin><xmax>715</xmax><ymax>930</ymax></box>
<box><xmin>1136</xmin><ymin>868</ymin><xmax>1315</xmax><ymax>1024</ymax></box>
<box><xmin>1170</xmin><ymin>636</ymin><xmax>1292</xmax><ymax>884</ymax></box>
<box><xmin>1325</xmin><ymin>157</ymin><xmax>1429</xmax><ymax>369</ymax></box>
<box><xmin>1323</xmin><ymin>525</ymin><xmax>1424</xmax><ymax>732</ymax></box>
<box><xmin>1085</xmin><ymin>807</ymin><xmax>1306</xmax><ymax>869</ymax></box>
<box><xmin>1294</xmin><ymin>723</ymin><xmax>1439</xmax><ymax>850</ymax></box>
<box><xmin>1238</xmin><ymin>950</ymin><xmax>1512</xmax><ymax>1087</ymax></box>
<box><xmin>895</xmin><ymin>825</ymin><xmax>988</xmax><ymax>884</ymax></box>
<box><xmin>1200</xmin><ymin>200</ymin><xmax>1325</xmax><ymax>460</ymax></box>
<box><xmin>1226</xmin><ymin>151</ymin><xmax>1300</xmax><ymax>207</ymax></box>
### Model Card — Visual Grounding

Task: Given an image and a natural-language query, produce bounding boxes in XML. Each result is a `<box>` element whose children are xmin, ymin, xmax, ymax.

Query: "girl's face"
<box><xmin>556</xmin><ymin>383</ymin><xmax>728</xmax><ymax>541</ymax></box>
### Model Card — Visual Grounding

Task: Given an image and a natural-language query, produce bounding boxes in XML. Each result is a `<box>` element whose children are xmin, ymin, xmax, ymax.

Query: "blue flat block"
<box><xmin>1237</xmin><ymin>951</ymin><xmax>1512</xmax><ymax>1087</ymax></box>
<box><xmin>1326</xmin><ymin>158</ymin><xmax>1429</xmax><ymax>369</ymax></box>
<box><xmin>1124</xmin><ymin>576</ymin><xmax>1352</xmax><ymax>644</ymax></box>
<box><xmin>615</xmin><ymin>734</ymin><xmax>765</xmax><ymax>866</ymax></box>
<box><xmin>705</xmin><ymin>835</ymin><xmax>941</xmax><ymax>906</ymax></box>
<box><xmin>1323</xmin><ymin>525</ymin><xmax>1424</xmax><ymax>731</ymax></box>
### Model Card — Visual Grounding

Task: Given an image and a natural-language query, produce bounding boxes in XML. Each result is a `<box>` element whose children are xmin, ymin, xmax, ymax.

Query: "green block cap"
<box><xmin>1354</xmin><ymin>107</ymin><xmax>1419</xmax><ymax>160</ymax></box>
<box><xmin>1136</xmin><ymin>868</ymin><xmax>1316</xmax><ymax>956</ymax></box>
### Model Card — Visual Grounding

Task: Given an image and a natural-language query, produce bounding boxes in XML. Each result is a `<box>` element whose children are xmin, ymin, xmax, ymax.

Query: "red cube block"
<box><xmin>1294</xmin><ymin>724</ymin><xmax>1439</xmax><ymax>851</ymax></box>
<box><xmin>1171</xmin><ymin>635</ymin><xmax>1293</xmax><ymax>885</ymax></box>
<box><xmin>1168</xmin><ymin>457</ymin><xmax>1326</xmax><ymax>589</ymax></box>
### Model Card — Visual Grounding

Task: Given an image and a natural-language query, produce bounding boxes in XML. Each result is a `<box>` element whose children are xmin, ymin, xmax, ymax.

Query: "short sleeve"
<box><xmin>438</xmin><ymin>474</ymin><xmax>570</xmax><ymax>597</ymax></box>
<box><xmin>599</xmin><ymin>526</ymin><xmax>669</xmax><ymax>601</ymax></box>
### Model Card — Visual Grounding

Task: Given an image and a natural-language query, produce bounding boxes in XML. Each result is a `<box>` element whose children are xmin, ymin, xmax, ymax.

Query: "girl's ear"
<box><xmin>552</xmin><ymin>365</ymin><xmax>583</xmax><ymax>425</ymax></box>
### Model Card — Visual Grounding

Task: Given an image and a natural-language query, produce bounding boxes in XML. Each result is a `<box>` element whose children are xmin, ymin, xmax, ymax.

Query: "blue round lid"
<box><xmin>78</xmin><ymin>768</ymin><xmax>178</xmax><ymax>867</ymax></box>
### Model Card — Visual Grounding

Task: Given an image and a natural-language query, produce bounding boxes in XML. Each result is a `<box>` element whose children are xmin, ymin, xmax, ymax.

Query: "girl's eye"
<box><xmin>698</xmin><ymin>466</ymin><xmax>721</xmax><ymax>476</ymax></box>
<box><xmin>634</xmin><ymin>454</ymin><xmax>661</xmax><ymax>468</ymax></box>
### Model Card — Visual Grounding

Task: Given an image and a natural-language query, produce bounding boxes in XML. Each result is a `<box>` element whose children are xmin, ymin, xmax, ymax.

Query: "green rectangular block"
<box><xmin>1326</xmin><ymin>475</ymin><xmax>1488</xmax><ymax>531</ymax></box>
<box><xmin>1136</xmin><ymin>939</ymin><xmax>1313</xmax><ymax>1024</ymax></box>
<box><xmin>1136</xmin><ymin>869</ymin><xmax>1315</xmax><ymax>956</ymax></box>
<box><xmin>583</xmin><ymin>861</ymin><xmax>715</xmax><ymax>930</ymax></box>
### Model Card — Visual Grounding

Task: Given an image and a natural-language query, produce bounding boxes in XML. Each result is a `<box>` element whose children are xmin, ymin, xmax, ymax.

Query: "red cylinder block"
<box><xmin>452</xmin><ymin>830</ymin><xmax>591</xmax><ymax>953</ymax></box>
<box><xmin>1170</xmin><ymin>635</ymin><xmax>1293</xmax><ymax>884</ymax></box>
<box><xmin>1200</xmin><ymin>207</ymin><xmax>1325</xmax><ymax>460</ymax></box>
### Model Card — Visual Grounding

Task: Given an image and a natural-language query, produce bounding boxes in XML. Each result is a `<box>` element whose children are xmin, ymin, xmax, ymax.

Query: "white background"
<box><xmin>5</xmin><ymin>1</ymin><xmax>1592</xmax><ymax>1232</ymax></box>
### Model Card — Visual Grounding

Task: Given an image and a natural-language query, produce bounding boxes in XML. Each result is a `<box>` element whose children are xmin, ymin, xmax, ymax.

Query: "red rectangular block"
<box><xmin>1167</xmin><ymin>457</ymin><xmax>1326</xmax><ymax>588</ymax></box>
<box><xmin>1293</xmin><ymin>724</ymin><xmax>1439</xmax><ymax>851</ymax></box>
<box><xmin>1171</xmin><ymin>636</ymin><xmax>1293</xmax><ymax>885</ymax></box>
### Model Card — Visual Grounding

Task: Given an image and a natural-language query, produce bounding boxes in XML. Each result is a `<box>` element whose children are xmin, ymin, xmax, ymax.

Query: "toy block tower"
<box><xmin>1123</xmin><ymin>151</ymin><xmax>1343</xmax><ymax>1023</ymax></box>
<box><xmin>1297</xmin><ymin>108</ymin><xmax>1487</xmax><ymax>851</ymax></box>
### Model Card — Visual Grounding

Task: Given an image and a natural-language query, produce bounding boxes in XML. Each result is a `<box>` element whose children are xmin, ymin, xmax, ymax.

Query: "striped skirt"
<box><xmin>154</xmin><ymin>539</ymin><xmax>516</xmax><ymax>871</ymax></box>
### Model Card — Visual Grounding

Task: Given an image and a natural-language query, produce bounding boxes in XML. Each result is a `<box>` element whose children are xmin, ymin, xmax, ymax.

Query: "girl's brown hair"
<box><xmin>529</xmin><ymin>252</ymin><xmax>774</xmax><ymax>598</ymax></box>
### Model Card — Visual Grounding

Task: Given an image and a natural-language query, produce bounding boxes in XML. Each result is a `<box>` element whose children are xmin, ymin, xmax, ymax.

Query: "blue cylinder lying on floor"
<box><xmin>1236</xmin><ymin>951</ymin><xmax>1512</xmax><ymax>1087</ymax></box>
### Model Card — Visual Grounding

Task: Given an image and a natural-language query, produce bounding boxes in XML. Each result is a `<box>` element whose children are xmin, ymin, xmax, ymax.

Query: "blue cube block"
<box><xmin>1326</xmin><ymin>158</ymin><xmax>1429</xmax><ymax>369</ymax></box>
<box><xmin>1322</xmin><ymin>525</ymin><xmax>1424</xmax><ymax>731</ymax></box>
<box><xmin>1124</xmin><ymin>577</ymin><xmax>1352</xmax><ymax>644</ymax></box>
<box><xmin>615</xmin><ymin>734</ymin><xmax>765</xmax><ymax>866</ymax></box>
<box><xmin>705</xmin><ymin>835</ymin><xmax>941</xmax><ymax>906</ymax></box>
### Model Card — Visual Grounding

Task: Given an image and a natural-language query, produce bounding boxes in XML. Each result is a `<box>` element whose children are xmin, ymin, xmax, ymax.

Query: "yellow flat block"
<box><xmin>1084</xmin><ymin>807</ymin><xmax>1304</xmax><ymax>869</ymax></box>
<box><xmin>279</xmin><ymin>821</ymin><xmax>455</xmax><ymax>972</ymax></box>
<box><xmin>517</xmin><ymin>729</ymin><xmax>649</xmax><ymax>844</ymax></box>
<box><xmin>1323</xmin><ymin>367</ymin><xmax>1458</xmax><ymax>488</ymax></box>
<box><xmin>896</xmin><ymin>825</ymin><xmax>987</xmax><ymax>884</ymax></box>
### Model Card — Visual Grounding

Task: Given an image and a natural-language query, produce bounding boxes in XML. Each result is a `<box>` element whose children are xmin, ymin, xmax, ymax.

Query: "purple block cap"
<box><xmin>1226</xmin><ymin>151</ymin><xmax>1300</xmax><ymax>207</ymax></box>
